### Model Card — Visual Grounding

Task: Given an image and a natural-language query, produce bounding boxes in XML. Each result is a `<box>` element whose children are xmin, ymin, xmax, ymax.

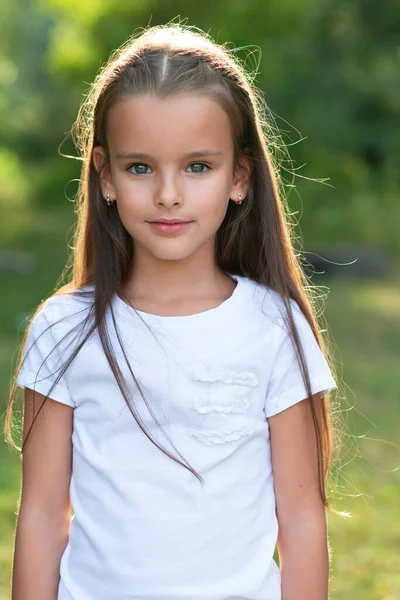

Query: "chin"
<box><xmin>152</xmin><ymin>250</ymin><xmax>195</xmax><ymax>262</ymax></box>
<box><xmin>133</xmin><ymin>237</ymin><xmax>208</xmax><ymax>262</ymax></box>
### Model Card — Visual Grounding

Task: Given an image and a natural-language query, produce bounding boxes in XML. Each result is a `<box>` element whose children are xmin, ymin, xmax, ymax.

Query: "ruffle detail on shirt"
<box><xmin>190</xmin><ymin>370</ymin><xmax>258</xmax><ymax>386</ymax></box>
<box><xmin>188</xmin><ymin>423</ymin><xmax>254</xmax><ymax>445</ymax></box>
<box><xmin>190</xmin><ymin>397</ymin><xmax>250</xmax><ymax>414</ymax></box>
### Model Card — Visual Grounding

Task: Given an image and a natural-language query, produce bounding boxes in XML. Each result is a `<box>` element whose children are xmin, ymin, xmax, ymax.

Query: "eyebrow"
<box><xmin>116</xmin><ymin>150</ymin><xmax>224</xmax><ymax>160</ymax></box>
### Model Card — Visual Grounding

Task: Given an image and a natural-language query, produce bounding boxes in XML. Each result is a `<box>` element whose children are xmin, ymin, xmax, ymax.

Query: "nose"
<box><xmin>156</xmin><ymin>172</ymin><xmax>183</xmax><ymax>208</ymax></box>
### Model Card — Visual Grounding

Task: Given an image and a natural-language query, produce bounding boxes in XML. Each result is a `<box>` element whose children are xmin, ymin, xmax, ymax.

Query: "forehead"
<box><xmin>106</xmin><ymin>93</ymin><xmax>233</xmax><ymax>157</ymax></box>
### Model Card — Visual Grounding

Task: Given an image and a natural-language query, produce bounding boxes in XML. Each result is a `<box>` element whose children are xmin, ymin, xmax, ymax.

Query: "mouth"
<box><xmin>149</xmin><ymin>220</ymin><xmax>192</xmax><ymax>224</ymax></box>
<box><xmin>147</xmin><ymin>220</ymin><xmax>193</xmax><ymax>233</ymax></box>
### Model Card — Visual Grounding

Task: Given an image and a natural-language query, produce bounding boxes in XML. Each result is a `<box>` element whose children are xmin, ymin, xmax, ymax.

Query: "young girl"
<box><xmin>7</xmin><ymin>23</ymin><xmax>342</xmax><ymax>600</ymax></box>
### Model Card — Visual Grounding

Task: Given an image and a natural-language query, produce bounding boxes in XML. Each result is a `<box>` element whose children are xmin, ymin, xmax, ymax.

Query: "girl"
<box><xmin>7</xmin><ymin>23</ymin><xmax>343</xmax><ymax>600</ymax></box>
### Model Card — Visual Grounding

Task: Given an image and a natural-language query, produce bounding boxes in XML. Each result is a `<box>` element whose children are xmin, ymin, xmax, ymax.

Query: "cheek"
<box><xmin>188</xmin><ymin>205</ymin><xmax>227</xmax><ymax>242</ymax></box>
<box><xmin>199</xmin><ymin>193</ymin><xmax>230</xmax><ymax>225</ymax></box>
<box><xmin>195</xmin><ymin>175</ymin><xmax>231</xmax><ymax>211</ymax></box>
<box><xmin>112</xmin><ymin>189</ymin><xmax>147</xmax><ymax>228</ymax></box>
<box><xmin>113</xmin><ymin>172</ymin><xmax>141</xmax><ymax>197</ymax></box>
<box><xmin>112</xmin><ymin>176</ymin><xmax>147</xmax><ymax>213</ymax></box>
<box><xmin>116</xmin><ymin>200</ymin><xmax>146</xmax><ymax>229</ymax></box>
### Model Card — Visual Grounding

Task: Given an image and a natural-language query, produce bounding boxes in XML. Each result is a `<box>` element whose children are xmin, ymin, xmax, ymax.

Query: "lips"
<box><xmin>148</xmin><ymin>220</ymin><xmax>193</xmax><ymax>233</ymax></box>
<box><xmin>150</xmin><ymin>219</ymin><xmax>191</xmax><ymax>224</ymax></box>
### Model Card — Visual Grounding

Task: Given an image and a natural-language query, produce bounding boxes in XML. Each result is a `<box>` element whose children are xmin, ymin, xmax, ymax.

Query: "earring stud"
<box><xmin>237</xmin><ymin>192</ymin><xmax>243</xmax><ymax>205</ymax></box>
<box><xmin>106</xmin><ymin>193</ymin><xmax>112</xmax><ymax>206</ymax></box>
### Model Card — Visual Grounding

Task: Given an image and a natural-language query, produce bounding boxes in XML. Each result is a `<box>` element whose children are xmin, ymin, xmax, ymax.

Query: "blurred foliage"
<box><xmin>0</xmin><ymin>0</ymin><xmax>399</xmax><ymax>255</ymax></box>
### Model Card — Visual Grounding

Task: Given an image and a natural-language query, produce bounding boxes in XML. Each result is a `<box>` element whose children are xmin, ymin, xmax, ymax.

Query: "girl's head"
<box><xmin>93</xmin><ymin>92</ymin><xmax>251</xmax><ymax>268</ymax></box>
<box><xmin>74</xmin><ymin>23</ymin><xmax>285</xmax><ymax>288</ymax></box>
<box><xmin>7</xmin><ymin>23</ymin><xmax>343</xmax><ymax>513</ymax></box>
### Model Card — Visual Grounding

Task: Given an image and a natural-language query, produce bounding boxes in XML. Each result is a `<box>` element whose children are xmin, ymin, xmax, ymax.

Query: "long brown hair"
<box><xmin>5</xmin><ymin>22</ymin><xmax>346</xmax><ymax>514</ymax></box>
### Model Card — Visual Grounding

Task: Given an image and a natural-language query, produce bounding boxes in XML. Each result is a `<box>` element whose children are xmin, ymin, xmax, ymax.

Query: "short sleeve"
<box><xmin>16</xmin><ymin>303</ymin><xmax>75</xmax><ymax>408</ymax></box>
<box><xmin>264</xmin><ymin>302</ymin><xmax>337</xmax><ymax>418</ymax></box>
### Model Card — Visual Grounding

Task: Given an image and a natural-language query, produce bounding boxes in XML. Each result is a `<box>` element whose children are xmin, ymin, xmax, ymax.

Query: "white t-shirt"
<box><xmin>16</xmin><ymin>274</ymin><xmax>337</xmax><ymax>600</ymax></box>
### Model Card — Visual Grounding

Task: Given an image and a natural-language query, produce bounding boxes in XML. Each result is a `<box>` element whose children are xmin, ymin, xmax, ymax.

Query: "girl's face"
<box><xmin>93</xmin><ymin>93</ymin><xmax>250</xmax><ymax>265</ymax></box>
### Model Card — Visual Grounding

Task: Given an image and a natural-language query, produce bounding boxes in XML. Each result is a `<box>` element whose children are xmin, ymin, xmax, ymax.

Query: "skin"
<box><xmin>93</xmin><ymin>93</ymin><xmax>251</xmax><ymax>314</ymax></box>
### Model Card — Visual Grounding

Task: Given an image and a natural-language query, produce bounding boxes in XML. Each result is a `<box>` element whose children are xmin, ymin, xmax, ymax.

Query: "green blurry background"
<box><xmin>1</xmin><ymin>1</ymin><xmax>399</xmax><ymax>598</ymax></box>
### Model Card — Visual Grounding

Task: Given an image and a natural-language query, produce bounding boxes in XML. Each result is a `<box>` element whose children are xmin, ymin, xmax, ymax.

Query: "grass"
<box><xmin>323</xmin><ymin>276</ymin><xmax>400</xmax><ymax>599</ymax></box>
<box><xmin>1</xmin><ymin>206</ymin><xmax>399</xmax><ymax>599</ymax></box>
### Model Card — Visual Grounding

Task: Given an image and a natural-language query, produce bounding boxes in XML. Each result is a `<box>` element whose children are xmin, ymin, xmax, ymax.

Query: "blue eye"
<box><xmin>187</xmin><ymin>163</ymin><xmax>210</xmax><ymax>174</ymax></box>
<box><xmin>128</xmin><ymin>164</ymin><xmax>151</xmax><ymax>175</ymax></box>
<box><xmin>127</xmin><ymin>162</ymin><xmax>211</xmax><ymax>175</ymax></box>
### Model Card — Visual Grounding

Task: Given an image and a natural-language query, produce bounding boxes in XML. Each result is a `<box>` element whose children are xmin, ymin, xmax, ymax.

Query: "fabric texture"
<box><xmin>16</xmin><ymin>275</ymin><xmax>337</xmax><ymax>600</ymax></box>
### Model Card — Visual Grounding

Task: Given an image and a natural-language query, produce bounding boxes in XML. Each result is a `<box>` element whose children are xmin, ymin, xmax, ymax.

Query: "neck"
<box><xmin>124</xmin><ymin>244</ymin><xmax>233</xmax><ymax>303</ymax></box>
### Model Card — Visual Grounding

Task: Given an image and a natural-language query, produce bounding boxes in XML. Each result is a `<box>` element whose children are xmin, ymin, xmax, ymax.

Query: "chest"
<box><xmin>67</xmin><ymin>317</ymin><xmax>279</xmax><ymax>431</ymax></box>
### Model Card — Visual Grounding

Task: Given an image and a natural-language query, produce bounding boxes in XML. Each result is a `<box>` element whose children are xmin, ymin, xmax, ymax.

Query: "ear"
<box><xmin>92</xmin><ymin>146</ymin><xmax>116</xmax><ymax>200</ymax></box>
<box><xmin>229</xmin><ymin>150</ymin><xmax>252</xmax><ymax>203</ymax></box>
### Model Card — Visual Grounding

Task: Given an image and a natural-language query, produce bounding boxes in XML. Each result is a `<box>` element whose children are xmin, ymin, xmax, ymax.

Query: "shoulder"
<box><xmin>28</xmin><ymin>285</ymin><xmax>94</xmax><ymax>338</ymax></box>
<box><xmin>240</xmin><ymin>276</ymin><xmax>303</xmax><ymax>326</ymax></box>
<box><xmin>40</xmin><ymin>285</ymin><xmax>94</xmax><ymax>319</ymax></box>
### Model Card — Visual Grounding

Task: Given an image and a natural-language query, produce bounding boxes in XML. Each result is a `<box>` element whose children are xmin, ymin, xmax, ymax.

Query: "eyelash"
<box><xmin>126</xmin><ymin>162</ymin><xmax>211</xmax><ymax>175</ymax></box>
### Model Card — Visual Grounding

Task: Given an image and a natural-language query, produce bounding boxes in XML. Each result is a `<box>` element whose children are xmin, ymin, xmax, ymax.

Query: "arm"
<box><xmin>12</xmin><ymin>388</ymin><xmax>73</xmax><ymax>600</ymax></box>
<box><xmin>269</xmin><ymin>393</ymin><xmax>329</xmax><ymax>600</ymax></box>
